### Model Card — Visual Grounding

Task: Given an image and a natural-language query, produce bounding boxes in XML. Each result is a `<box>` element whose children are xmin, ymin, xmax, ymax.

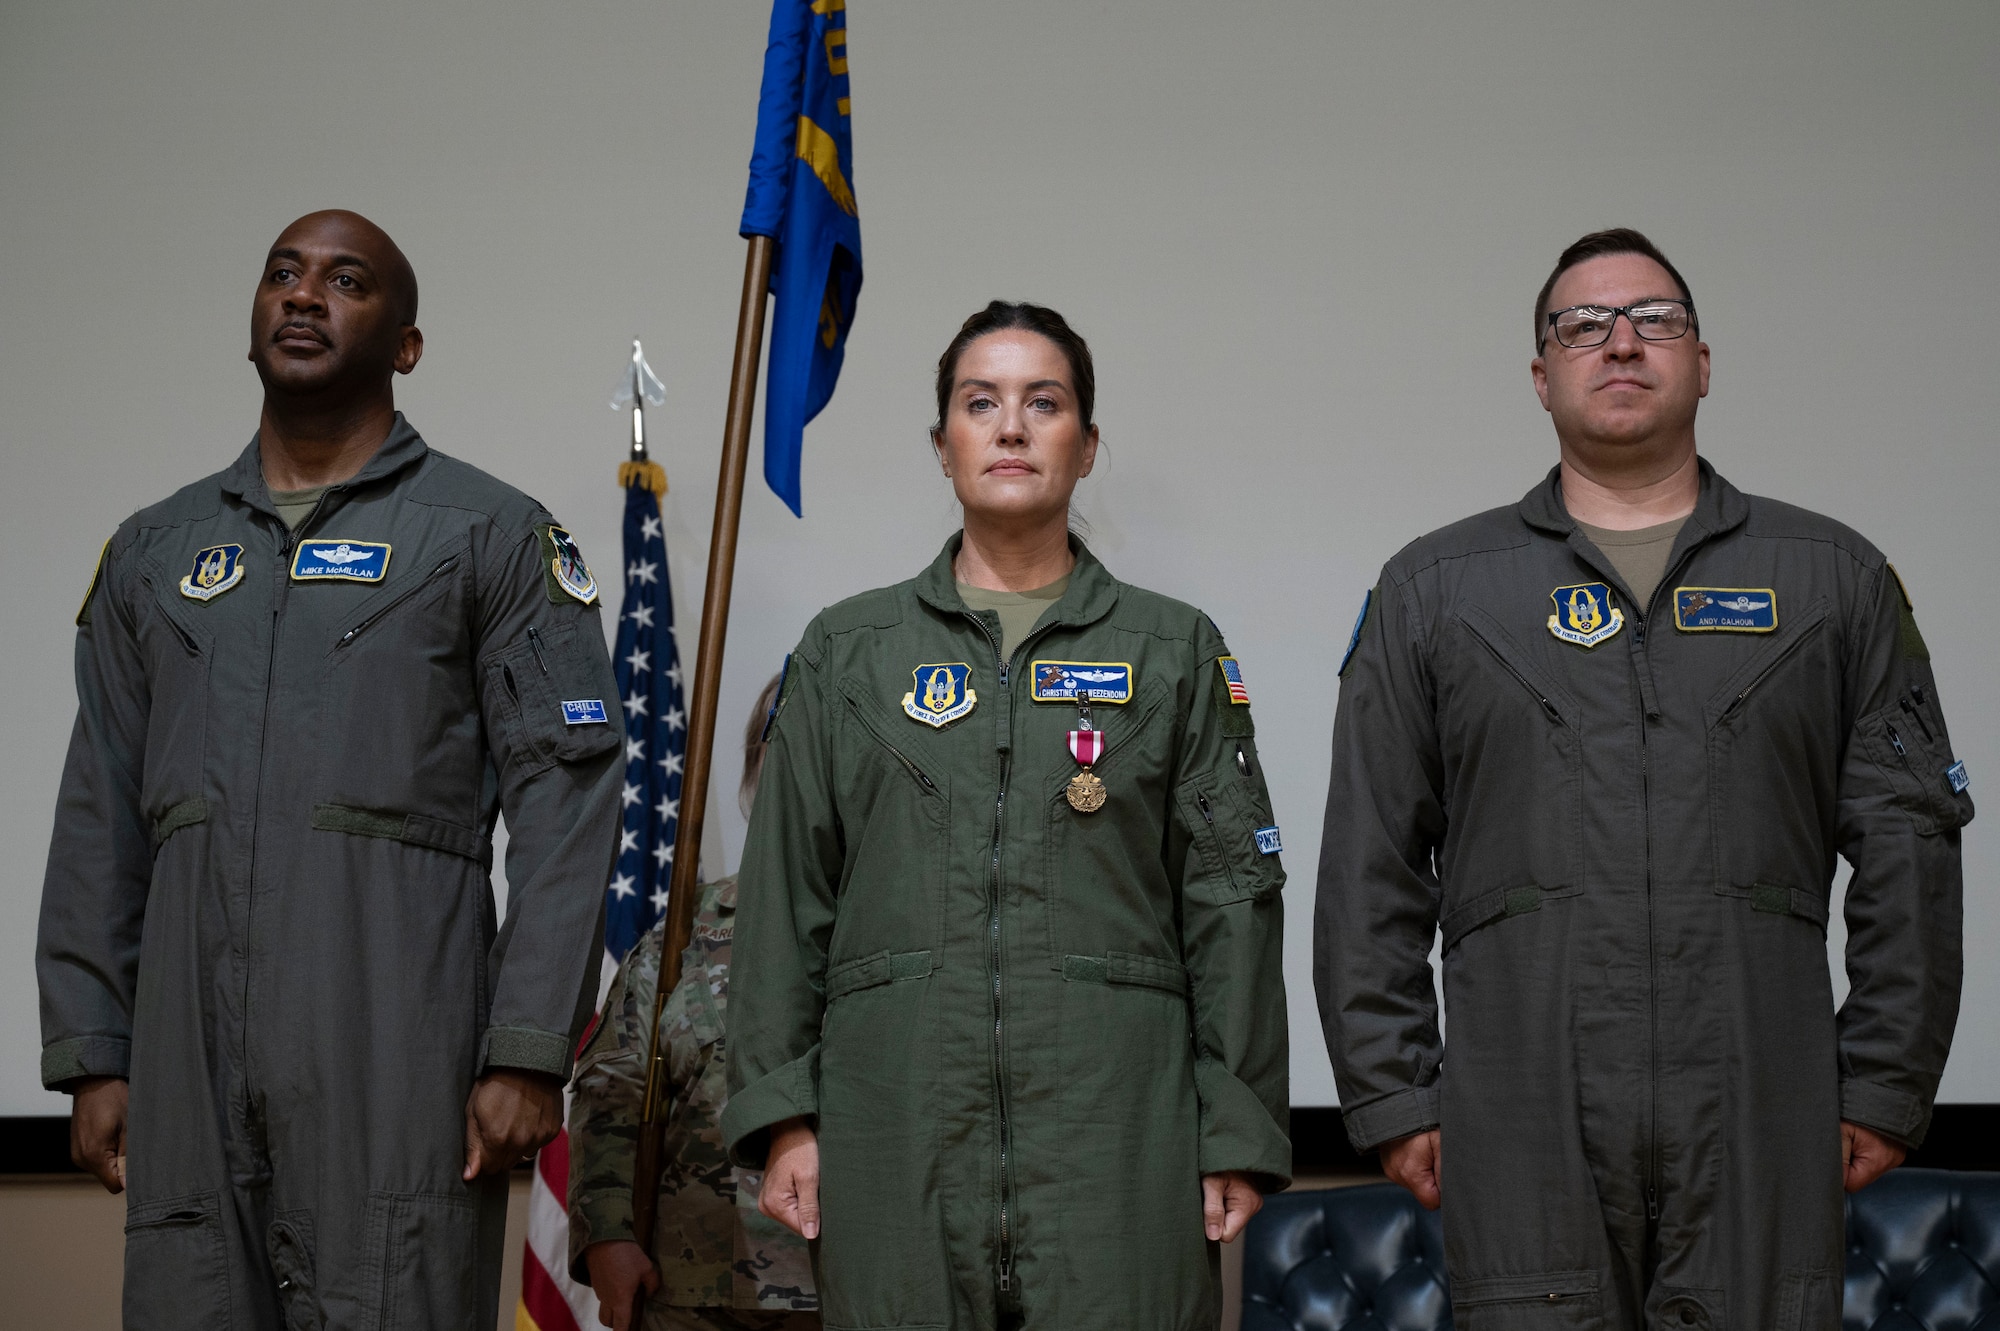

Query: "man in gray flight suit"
<box><xmin>38</xmin><ymin>210</ymin><xmax>625</xmax><ymax>1329</ymax></box>
<box><xmin>1316</xmin><ymin>228</ymin><xmax>1968</xmax><ymax>1329</ymax></box>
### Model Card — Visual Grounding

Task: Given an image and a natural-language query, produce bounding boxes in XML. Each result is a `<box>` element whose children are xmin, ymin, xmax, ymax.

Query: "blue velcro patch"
<box><xmin>291</xmin><ymin>539</ymin><xmax>391</xmax><ymax>583</ymax></box>
<box><xmin>562</xmin><ymin>699</ymin><xmax>609</xmax><ymax>725</ymax></box>
<box><xmin>1254</xmin><ymin>825</ymin><xmax>1283</xmax><ymax>856</ymax></box>
<box><xmin>1030</xmin><ymin>660</ymin><xmax>1133</xmax><ymax>703</ymax></box>
<box><xmin>1674</xmin><ymin>587</ymin><xmax>1777</xmax><ymax>632</ymax></box>
<box><xmin>1947</xmin><ymin>760</ymin><xmax>1970</xmax><ymax>794</ymax></box>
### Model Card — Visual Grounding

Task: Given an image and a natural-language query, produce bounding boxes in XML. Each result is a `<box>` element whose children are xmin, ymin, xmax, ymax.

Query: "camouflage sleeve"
<box><xmin>567</xmin><ymin>920</ymin><xmax>664</xmax><ymax>1277</ymax></box>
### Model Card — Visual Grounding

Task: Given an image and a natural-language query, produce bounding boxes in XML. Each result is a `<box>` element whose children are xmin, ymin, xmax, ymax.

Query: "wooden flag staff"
<box><xmin>630</xmin><ymin>233</ymin><xmax>776</xmax><ymax>1298</ymax></box>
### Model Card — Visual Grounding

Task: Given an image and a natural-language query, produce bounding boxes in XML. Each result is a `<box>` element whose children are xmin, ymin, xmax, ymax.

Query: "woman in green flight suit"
<box><xmin>721</xmin><ymin>302</ymin><xmax>1290</xmax><ymax>1331</ymax></box>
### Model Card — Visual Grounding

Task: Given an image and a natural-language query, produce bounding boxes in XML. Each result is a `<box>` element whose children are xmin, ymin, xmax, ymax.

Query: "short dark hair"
<box><xmin>1534</xmin><ymin>227</ymin><xmax>1697</xmax><ymax>349</ymax></box>
<box><xmin>932</xmin><ymin>301</ymin><xmax>1096</xmax><ymax>434</ymax></box>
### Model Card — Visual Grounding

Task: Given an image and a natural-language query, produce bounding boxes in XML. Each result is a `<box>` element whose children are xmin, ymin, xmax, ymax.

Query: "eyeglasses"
<box><xmin>1543</xmin><ymin>299</ymin><xmax>1695</xmax><ymax>350</ymax></box>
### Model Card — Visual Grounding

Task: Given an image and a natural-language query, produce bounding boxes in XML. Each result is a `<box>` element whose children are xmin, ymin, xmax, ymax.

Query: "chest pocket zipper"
<box><xmin>1709</xmin><ymin>601</ymin><xmax>1831</xmax><ymax>726</ymax></box>
<box><xmin>1456</xmin><ymin>607</ymin><xmax>1574</xmax><ymax>728</ymax></box>
<box><xmin>837</xmin><ymin>680</ymin><xmax>944</xmax><ymax>799</ymax></box>
<box><xmin>334</xmin><ymin>554</ymin><xmax>461</xmax><ymax>650</ymax></box>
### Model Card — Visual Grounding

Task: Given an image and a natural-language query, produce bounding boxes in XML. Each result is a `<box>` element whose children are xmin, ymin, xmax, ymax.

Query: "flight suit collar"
<box><xmin>218</xmin><ymin>412</ymin><xmax>431</xmax><ymax>517</ymax></box>
<box><xmin>1517</xmin><ymin>456</ymin><xmax>1753</xmax><ymax>613</ymax></box>
<box><xmin>913</xmin><ymin>530</ymin><xmax>1123</xmax><ymax>630</ymax></box>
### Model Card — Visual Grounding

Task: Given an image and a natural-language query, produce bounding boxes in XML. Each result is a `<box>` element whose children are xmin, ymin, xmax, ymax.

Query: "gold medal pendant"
<box><xmin>1067</xmin><ymin>768</ymin><xmax>1107</xmax><ymax>813</ymax></box>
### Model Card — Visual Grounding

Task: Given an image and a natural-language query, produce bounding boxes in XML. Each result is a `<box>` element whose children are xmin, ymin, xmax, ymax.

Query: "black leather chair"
<box><xmin>1241</xmin><ymin>1170</ymin><xmax>2000</xmax><ymax>1331</ymax></box>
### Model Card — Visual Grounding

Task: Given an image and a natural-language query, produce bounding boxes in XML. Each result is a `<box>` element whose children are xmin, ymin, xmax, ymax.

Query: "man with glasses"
<box><xmin>1316</xmin><ymin>228</ymin><xmax>1968</xmax><ymax>1328</ymax></box>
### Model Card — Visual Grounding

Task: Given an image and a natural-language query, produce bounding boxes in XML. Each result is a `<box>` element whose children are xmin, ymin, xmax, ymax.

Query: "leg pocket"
<box><xmin>360</xmin><ymin>1191</ymin><xmax>478</xmax><ymax>1330</ymax></box>
<box><xmin>267</xmin><ymin>1209</ymin><xmax>323</xmax><ymax>1331</ymax></box>
<box><xmin>125</xmin><ymin>1191</ymin><xmax>231</xmax><ymax>1330</ymax></box>
<box><xmin>1451</xmin><ymin>1269</ymin><xmax>1601</xmax><ymax>1329</ymax></box>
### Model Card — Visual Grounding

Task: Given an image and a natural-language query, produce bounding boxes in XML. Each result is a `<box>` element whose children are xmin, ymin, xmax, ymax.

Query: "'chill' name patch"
<box><xmin>1674</xmin><ymin>587</ymin><xmax>1777</xmax><ymax>633</ymax></box>
<box><xmin>562</xmin><ymin>699</ymin><xmax>609</xmax><ymax>725</ymax></box>
<box><xmin>291</xmin><ymin>540</ymin><xmax>392</xmax><ymax>583</ymax></box>
<box><xmin>903</xmin><ymin>662</ymin><xmax>977</xmax><ymax>727</ymax></box>
<box><xmin>1030</xmin><ymin>661</ymin><xmax>1133</xmax><ymax>704</ymax></box>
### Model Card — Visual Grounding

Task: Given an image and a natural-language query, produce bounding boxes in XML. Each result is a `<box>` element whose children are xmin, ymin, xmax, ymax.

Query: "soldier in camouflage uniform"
<box><xmin>570</xmin><ymin>678</ymin><xmax>817</xmax><ymax>1331</ymax></box>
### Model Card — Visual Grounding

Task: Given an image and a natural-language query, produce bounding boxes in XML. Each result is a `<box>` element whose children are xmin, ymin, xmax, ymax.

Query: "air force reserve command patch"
<box><xmin>1674</xmin><ymin>587</ymin><xmax>1777</xmax><ymax>632</ymax></box>
<box><xmin>180</xmin><ymin>543</ymin><xmax>245</xmax><ymax>602</ymax></box>
<box><xmin>903</xmin><ymin>662</ymin><xmax>977</xmax><ymax>727</ymax></box>
<box><xmin>1030</xmin><ymin>661</ymin><xmax>1133</xmax><ymax>704</ymax></box>
<box><xmin>291</xmin><ymin>540</ymin><xmax>391</xmax><ymax>583</ymax></box>
<box><xmin>1547</xmin><ymin>581</ymin><xmax>1625</xmax><ymax>648</ymax></box>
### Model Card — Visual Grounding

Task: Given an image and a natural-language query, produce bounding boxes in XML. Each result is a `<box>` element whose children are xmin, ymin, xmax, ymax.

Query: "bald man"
<box><xmin>38</xmin><ymin>211</ymin><xmax>624</xmax><ymax>1329</ymax></box>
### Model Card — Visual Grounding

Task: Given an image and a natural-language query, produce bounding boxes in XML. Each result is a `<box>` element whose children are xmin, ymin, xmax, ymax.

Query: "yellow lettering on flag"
<box><xmin>824</xmin><ymin>27</ymin><xmax>848</xmax><ymax>75</ymax></box>
<box><xmin>795</xmin><ymin>115</ymin><xmax>858</xmax><ymax>216</ymax></box>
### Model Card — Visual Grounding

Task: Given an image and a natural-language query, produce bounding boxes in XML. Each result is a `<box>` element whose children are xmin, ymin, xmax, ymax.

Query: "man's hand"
<box><xmin>1381</xmin><ymin>1129</ymin><xmax>1441</xmax><ymax>1210</ymax></box>
<box><xmin>70</xmin><ymin>1077</ymin><xmax>128</xmax><ymax>1195</ymax></box>
<box><xmin>583</xmin><ymin>1240</ymin><xmax>660</xmax><ymax>1331</ymax></box>
<box><xmin>1842</xmin><ymin>1120</ymin><xmax>1906</xmax><ymax>1193</ymax></box>
<box><xmin>758</xmin><ymin>1117</ymin><xmax>821</xmax><ymax>1239</ymax></box>
<box><xmin>1201</xmin><ymin>1171</ymin><xmax>1263</xmax><ymax>1242</ymax></box>
<box><xmin>462</xmin><ymin>1069</ymin><xmax>565</xmax><ymax>1181</ymax></box>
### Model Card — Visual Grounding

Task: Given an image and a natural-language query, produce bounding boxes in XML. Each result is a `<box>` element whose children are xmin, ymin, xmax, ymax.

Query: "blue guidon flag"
<box><xmin>740</xmin><ymin>0</ymin><xmax>862</xmax><ymax>516</ymax></box>
<box><xmin>604</xmin><ymin>479</ymin><xmax>688</xmax><ymax>961</ymax></box>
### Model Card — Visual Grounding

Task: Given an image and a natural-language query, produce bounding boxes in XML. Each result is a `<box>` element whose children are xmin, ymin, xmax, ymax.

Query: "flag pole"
<box><xmin>631</xmin><ymin>232</ymin><xmax>776</xmax><ymax>1285</ymax></box>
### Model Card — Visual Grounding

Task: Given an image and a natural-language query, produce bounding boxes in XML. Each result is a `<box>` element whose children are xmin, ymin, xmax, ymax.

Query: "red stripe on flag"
<box><xmin>520</xmin><ymin>1244</ymin><xmax>585</xmax><ymax>1331</ymax></box>
<box><xmin>538</xmin><ymin>1127</ymin><xmax>570</xmax><ymax>1198</ymax></box>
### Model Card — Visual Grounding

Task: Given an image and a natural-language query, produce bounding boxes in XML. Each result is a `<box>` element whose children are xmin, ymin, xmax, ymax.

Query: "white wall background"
<box><xmin>2</xmin><ymin>1</ymin><xmax>1993</xmax><ymax>1116</ymax></box>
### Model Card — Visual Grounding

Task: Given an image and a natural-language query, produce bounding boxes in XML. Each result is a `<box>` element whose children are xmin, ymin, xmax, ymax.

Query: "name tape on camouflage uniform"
<box><xmin>1673</xmin><ymin>586</ymin><xmax>1777</xmax><ymax>633</ymax></box>
<box><xmin>181</xmin><ymin>543</ymin><xmax>246</xmax><ymax>601</ymax></box>
<box><xmin>1547</xmin><ymin>581</ymin><xmax>1624</xmax><ymax>648</ymax></box>
<box><xmin>903</xmin><ymin>662</ymin><xmax>976</xmax><ymax>727</ymax></box>
<box><xmin>291</xmin><ymin>540</ymin><xmax>391</xmax><ymax>583</ymax></box>
<box><xmin>1030</xmin><ymin>660</ymin><xmax>1132</xmax><ymax>703</ymax></box>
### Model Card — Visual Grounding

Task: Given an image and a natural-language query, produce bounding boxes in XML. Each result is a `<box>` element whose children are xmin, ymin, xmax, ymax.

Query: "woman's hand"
<box><xmin>582</xmin><ymin>1241</ymin><xmax>659</xmax><ymax>1331</ymax></box>
<box><xmin>1200</xmin><ymin>1170</ymin><xmax>1263</xmax><ymax>1242</ymax></box>
<box><xmin>759</xmin><ymin>1117</ymin><xmax>822</xmax><ymax>1239</ymax></box>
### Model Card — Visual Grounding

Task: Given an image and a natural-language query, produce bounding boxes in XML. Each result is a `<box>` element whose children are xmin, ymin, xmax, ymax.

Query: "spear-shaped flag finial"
<box><xmin>613</xmin><ymin>339</ymin><xmax>669</xmax><ymax>494</ymax></box>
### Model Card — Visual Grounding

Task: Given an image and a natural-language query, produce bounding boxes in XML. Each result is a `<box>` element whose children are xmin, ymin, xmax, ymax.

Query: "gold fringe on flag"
<box><xmin>618</xmin><ymin>459</ymin><xmax>667</xmax><ymax>495</ymax></box>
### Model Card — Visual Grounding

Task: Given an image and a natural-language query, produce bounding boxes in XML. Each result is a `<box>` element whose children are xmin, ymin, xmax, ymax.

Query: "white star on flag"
<box><xmin>640</xmin><ymin>515</ymin><xmax>662</xmax><ymax>540</ymax></box>
<box><xmin>618</xmin><ymin>827</ymin><xmax>639</xmax><ymax>855</ymax></box>
<box><xmin>665</xmin><ymin>706</ymin><xmax>686</xmax><ymax>733</ymax></box>
<box><xmin>608</xmin><ymin>873</ymin><xmax>636</xmax><ymax>901</ymax></box>
<box><xmin>623</xmin><ymin>693</ymin><xmax>649</xmax><ymax>718</ymax></box>
<box><xmin>620</xmin><ymin>782</ymin><xmax>641</xmax><ymax>808</ymax></box>
<box><xmin>628</xmin><ymin>559</ymin><xmax>658</xmax><ymax>586</ymax></box>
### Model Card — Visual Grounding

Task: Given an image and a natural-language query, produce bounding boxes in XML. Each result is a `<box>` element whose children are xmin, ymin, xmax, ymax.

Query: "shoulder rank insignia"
<box><xmin>1030</xmin><ymin>660</ymin><xmax>1133</xmax><ymax>704</ymax></box>
<box><xmin>1217</xmin><ymin>656</ymin><xmax>1251</xmax><ymax>704</ymax></box>
<box><xmin>181</xmin><ymin>543</ymin><xmax>246</xmax><ymax>601</ymax></box>
<box><xmin>291</xmin><ymin>539</ymin><xmax>391</xmax><ymax>583</ymax></box>
<box><xmin>538</xmin><ymin>524</ymin><xmax>598</xmax><ymax>605</ymax></box>
<box><xmin>1548</xmin><ymin>582</ymin><xmax>1624</xmax><ymax>648</ymax></box>
<box><xmin>903</xmin><ymin>662</ymin><xmax>976</xmax><ymax>727</ymax></box>
<box><xmin>1674</xmin><ymin>587</ymin><xmax>1777</xmax><ymax>633</ymax></box>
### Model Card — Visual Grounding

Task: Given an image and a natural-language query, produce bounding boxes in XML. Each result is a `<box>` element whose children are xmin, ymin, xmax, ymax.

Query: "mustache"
<box><xmin>271</xmin><ymin>320</ymin><xmax>331</xmax><ymax>347</ymax></box>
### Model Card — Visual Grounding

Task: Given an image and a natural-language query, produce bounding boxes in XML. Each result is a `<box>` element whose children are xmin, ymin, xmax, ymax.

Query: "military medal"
<box><xmin>1067</xmin><ymin>722</ymin><xmax>1107</xmax><ymax>813</ymax></box>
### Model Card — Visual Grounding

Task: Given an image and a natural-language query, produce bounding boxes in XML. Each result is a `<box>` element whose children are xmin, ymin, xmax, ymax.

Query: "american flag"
<box><xmin>1220</xmin><ymin>656</ymin><xmax>1251</xmax><ymax>705</ymax></box>
<box><xmin>518</xmin><ymin>462</ymin><xmax>686</xmax><ymax>1331</ymax></box>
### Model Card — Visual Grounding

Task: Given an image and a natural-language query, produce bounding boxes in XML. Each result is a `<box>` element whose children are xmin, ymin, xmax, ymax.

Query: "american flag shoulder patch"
<box><xmin>1217</xmin><ymin>656</ymin><xmax>1251</xmax><ymax>705</ymax></box>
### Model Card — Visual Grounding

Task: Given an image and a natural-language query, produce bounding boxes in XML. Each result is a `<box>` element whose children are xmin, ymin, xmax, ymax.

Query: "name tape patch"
<box><xmin>1254</xmin><ymin>825</ymin><xmax>1283</xmax><ymax>856</ymax></box>
<box><xmin>562</xmin><ymin>699</ymin><xmax>610</xmax><ymax>725</ymax></box>
<box><xmin>1947</xmin><ymin>760</ymin><xmax>1970</xmax><ymax>794</ymax></box>
<box><xmin>1674</xmin><ymin>587</ymin><xmax>1777</xmax><ymax>633</ymax></box>
<box><xmin>291</xmin><ymin>540</ymin><xmax>392</xmax><ymax>583</ymax></box>
<box><xmin>1030</xmin><ymin>660</ymin><xmax>1133</xmax><ymax>704</ymax></box>
<box><xmin>181</xmin><ymin>543</ymin><xmax>246</xmax><ymax>602</ymax></box>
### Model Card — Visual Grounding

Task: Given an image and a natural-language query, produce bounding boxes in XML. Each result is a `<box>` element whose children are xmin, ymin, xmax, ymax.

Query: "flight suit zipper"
<box><xmin>959</xmin><ymin>605</ymin><xmax>1066</xmax><ymax>1298</ymax></box>
<box><xmin>334</xmin><ymin>554</ymin><xmax>460</xmax><ymax>648</ymax></box>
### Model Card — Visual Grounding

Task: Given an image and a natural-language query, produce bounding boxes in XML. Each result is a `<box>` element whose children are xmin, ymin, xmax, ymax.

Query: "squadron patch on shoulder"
<box><xmin>181</xmin><ymin>543</ymin><xmax>247</xmax><ymax>601</ymax></box>
<box><xmin>903</xmin><ymin>662</ymin><xmax>977</xmax><ymax>728</ymax></box>
<box><xmin>1547</xmin><ymin>582</ymin><xmax>1624</xmax><ymax>648</ymax></box>
<box><xmin>1030</xmin><ymin>660</ymin><xmax>1133</xmax><ymax>704</ymax></box>
<box><xmin>290</xmin><ymin>539</ymin><xmax>390</xmax><ymax>583</ymax></box>
<box><xmin>537</xmin><ymin>524</ymin><xmax>599</xmax><ymax>605</ymax></box>
<box><xmin>1673</xmin><ymin>587</ymin><xmax>1777</xmax><ymax>633</ymax></box>
<box><xmin>1217</xmin><ymin>656</ymin><xmax>1251</xmax><ymax>704</ymax></box>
